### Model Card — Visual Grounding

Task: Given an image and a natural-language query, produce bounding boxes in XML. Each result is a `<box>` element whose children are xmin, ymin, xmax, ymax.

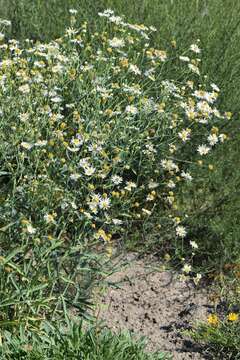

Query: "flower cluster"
<box><xmin>208</xmin><ymin>312</ymin><xmax>239</xmax><ymax>326</ymax></box>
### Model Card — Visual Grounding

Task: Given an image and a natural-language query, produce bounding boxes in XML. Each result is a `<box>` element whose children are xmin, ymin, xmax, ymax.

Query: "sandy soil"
<box><xmin>95</xmin><ymin>253</ymin><xmax>214</xmax><ymax>360</ymax></box>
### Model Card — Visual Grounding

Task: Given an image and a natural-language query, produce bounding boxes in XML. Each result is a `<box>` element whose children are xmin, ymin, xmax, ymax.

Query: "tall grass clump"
<box><xmin>0</xmin><ymin>321</ymin><xmax>170</xmax><ymax>359</ymax></box>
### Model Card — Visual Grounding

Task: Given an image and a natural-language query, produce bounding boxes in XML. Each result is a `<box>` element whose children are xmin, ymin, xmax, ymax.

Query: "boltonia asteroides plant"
<box><xmin>0</xmin><ymin>9</ymin><xmax>229</xmax><ymax>330</ymax></box>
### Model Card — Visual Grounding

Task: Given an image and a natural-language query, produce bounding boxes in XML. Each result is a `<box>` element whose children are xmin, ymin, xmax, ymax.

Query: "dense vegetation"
<box><xmin>0</xmin><ymin>0</ymin><xmax>240</xmax><ymax>358</ymax></box>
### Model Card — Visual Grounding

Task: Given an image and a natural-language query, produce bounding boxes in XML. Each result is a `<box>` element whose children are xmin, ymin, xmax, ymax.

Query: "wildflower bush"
<box><xmin>0</xmin><ymin>8</ymin><xmax>228</xmax><ymax>341</ymax></box>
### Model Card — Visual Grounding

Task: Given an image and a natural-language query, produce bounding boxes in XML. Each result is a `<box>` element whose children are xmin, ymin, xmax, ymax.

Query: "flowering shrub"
<box><xmin>0</xmin><ymin>9</ymin><xmax>228</xmax><ymax>329</ymax></box>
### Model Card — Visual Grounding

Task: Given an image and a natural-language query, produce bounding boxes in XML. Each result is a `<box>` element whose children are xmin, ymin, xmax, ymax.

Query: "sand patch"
<box><xmin>96</xmin><ymin>253</ymin><xmax>213</xmax><ymax>359</ymax></box>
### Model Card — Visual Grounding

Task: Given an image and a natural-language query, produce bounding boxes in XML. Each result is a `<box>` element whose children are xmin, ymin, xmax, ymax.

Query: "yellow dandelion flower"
<box><xmin>227</xmin><ymin>313</ymin><xmax>239</xmax><ymax>322</ymax></box>
<box><xmin>207</xmin><ymin>314</ymin><xmax>219</xmax><ymax>326</ymax></box>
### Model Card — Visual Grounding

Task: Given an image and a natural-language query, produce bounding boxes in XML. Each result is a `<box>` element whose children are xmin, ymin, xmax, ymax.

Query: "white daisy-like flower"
<box><xmin>176</xmin><ymin>225</ymin><xmax>187</xmax><ymax>238</ymax></box>
<box><xmin>99</xmin><ymin>197</ymin><xmax>111</xmax><ymax>210</ymax></box>
<box><xmin>142</xmin><ymin>208</ymin><xmax>152</xmax><ymax>216</ymax></box>
<box><xmin>213</xmin><ymin>108</ymin><xmax>221</xmax><ymax>118</ymax></box>
<box><xmin>88</xmin><ymin>143</ymin><xmax>103</xmax><ymax>153</ymax></box>
<box><xmin>193</xmin><ymin>273</ymin><xmax>202</xmax><ymax>285</ymax></box>
<box><xmin>19</xmin><ymin>113</ymin><xmax>30</xmax><ymax>122</ymax></box>
<box><xmin>179</xmin><ymin>56</ymin><xmax>190</xmax><ymax>62</ymax></box>
<box><xmin>111</xmin><ymin>175</ymin><xmax>123</xmax><ymax>185</ymax></box>
<box><xmin>52</xmin><ymin>64</ymin><xmax>64</xmax><ymax>74</ymax></box>
<box><xmin>129</xmin><ymin>64</ymin><xmax>141</xmax><ymax>75</ymax></box>
<box><xmin>146</xmin><ymin>193</ymin><xmax>155</xmax><ymax>201</ymax></box>
<box><xmin>70</xmin><ymin>137</ymin><xmax>83</xmax><ymax>148</ymax></box>
<box><xmin>21</xmin><ymin>142</ymin><xmax>34</xmax><ymax>150</ymax></box>
<box><xmin>178</xmin><ymin>128</ymin><xmax>191</xmax><ymax>142</ymax></box>
<box><xmin>182</xmin><ymin>264</ymin><xmax>192</xmax><ymax>274</ymax></box>
<box><xmin>125</xmin><ymin>181</ymin><xmax>137</xmax><ymax>191</ymax></box>
<box><xmin>197</xmin><ymin>101</ymin><xmax>212</xmax><ymax>114</ymax></box>
<box><xmin>161</xmin><ymin>159</ymin><xmax>179</xmax><ymax>172</ymax></box>
<box><xmin>198</xmin><ymin>118</ymin><xmax>208</xmax><ymax>124</ymax></box>
<box><xmin>190</xmin><ymin>240</ymin><xmax>198</xmax><ymax>249</ymax></box>
<box><xmin>91</xmin><ymin>193</ymin><xmax>101</xmax><ymax>204</ymax></box>
<box><xmin>65</xmin><ymin>27</ymin><xmax>78</xmax><ymax>36</ymax></box>
<box><xmin>219</xmin><ymin>133</ymin><xmax>227</xmax><ymax>143</ymax></box>
<box><xmin>148</xmin><ymin>181</ymin><xmax>159</xmax><ymax>189</ymax></box>
<box><xmin>88</xmin><ymin>202</ymin><xmax>98</xmax><ymax>214</ymax></box>
<box><xmin>112</xmin><ymin>218</ymin><xmax>123</xmax><ymax>225</ymax></box>
<box><xmin>0</xmin><ymin>19</ymin><xmax>11</xmax><ymax>26</ymax></box>
<box><xmin>98</xmin><ymin>9</ymin><xmax>114</xmax><ymax>17</ymax></box>
<box><xmin>70</xmin><ymin>173</ymin><xmax>81</xmax><ymax>181</ymax></box>
<box><xmin>211</xmin><ymin>83</ymin><xmax>220</xmax><ymax>92</ymax></box>
<box><xmin>193</xmin><ymin>90</ymin><xmax>216</xmax><ymax>104</ymax></box>
<box><xmin>79</xmin><ymin>158</ymin><xmax>90</xmax><ymax>168</ymax></box>
<box><xmin>190</xmin><ymin>44</ymin><xmax>201</xmax><ymax>53</ymax></box>
<box><xmin>207</xmin><ymin>134</ymin><xmax>218</xmax><ymax>146</ymax></box>
<box><xmin>188</xmin><ymin>63</ymin><xmax>200</xmax><ymax>75</ymax></box>
<box><xmin>149</xmin><ymin>25</ymin><xmax>157</xmax><ymax>32</ymax></box>
<box><xmin>109</xmin><ymin>15</ymin><xmax>124</xmax><ymax>25</ymax></box>
<box><xmin>35</xmin><ymin>140</ymin><xmax>47</xmax><ymax>147</ymax></box>
<box><xmin>125</xmin><ymin>105</ymin><xmax>138</xmax><ymax>115</ymax></box>
<box><xmin>19</xmin><ymin>84</ymin><xmax>30</xmax><ymax>94</ymax></box>
<box><xmin>109</xmin><ymin>37</ymin><xmax>125</xmax><ymax>48</ymax></box>
<box><xmin>167</xmin><ymin>180</ymin><xmax>176</xmax><ymax>189</ymax></box>
<box><xmin>181</xmin><ymin>171</ymin><xmax>193</xmax><ymax>181</ymax></box>
<box><xmin>84</xmin><ymin>166</ymin><xmax>95</xmax><ymax>176</ymax></box>
<box><xmin>197</xmin><ymin>144</ymin><xmax>211</xmax><ymax>155</ymax></box>
<box><xmin>51</xmin><ymin>96</ymin><xmax>62</xmax><ymax>103</ymax></box>
<box><xmin>69</xmin><ymin>8</ymin><xmax>78</xmax><ymax>15</ymax></box>
<box><xmin>26</xmin><ymin>224</ymin><xmax>37</xmax><ymax>234</ymax></box>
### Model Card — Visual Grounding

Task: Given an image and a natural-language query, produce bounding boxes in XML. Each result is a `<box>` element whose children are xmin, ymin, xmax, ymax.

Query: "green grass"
<box><xmin>0</xmin><ymin>321</ymin><xmax>170</xmax><ymax>360</ymax></box>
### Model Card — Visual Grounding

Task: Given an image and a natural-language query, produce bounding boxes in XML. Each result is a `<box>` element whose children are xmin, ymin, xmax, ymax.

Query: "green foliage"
<box><xmin>189</xmin><ymin>316</ymin><xmax>240</xmax><ymax>359</ymax></box>
<box><xmin>0</xmin><ymin>321</ymin><xmax>170</xmax><ymax>359</ymax></box>
<box><xmin>177</xmin><ymin>130</ymin><xmax>240</xmax><ymax>271</ymax></box>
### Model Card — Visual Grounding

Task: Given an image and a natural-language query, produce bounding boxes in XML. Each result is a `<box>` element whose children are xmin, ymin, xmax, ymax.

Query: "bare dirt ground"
<box><xmin>95</xmin><ymin>253</ymin><xmax>214</xmax><ymax>360</ymax></box>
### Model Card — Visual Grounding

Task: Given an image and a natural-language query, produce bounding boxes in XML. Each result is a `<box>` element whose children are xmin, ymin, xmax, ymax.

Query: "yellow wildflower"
<box><xmin>207</xmin><ymin>314</ymin><xmax>219</xmax><ymax>326</ymax></box>
<box><xmin>119</xmin><ymin>58</ymin><xmax>129</xmax><ymax>67</ymax></box>
<box><xmin>227</xmin><ymin>313</ymin><xmax>239</xmax><ymax>322</ymax></box>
